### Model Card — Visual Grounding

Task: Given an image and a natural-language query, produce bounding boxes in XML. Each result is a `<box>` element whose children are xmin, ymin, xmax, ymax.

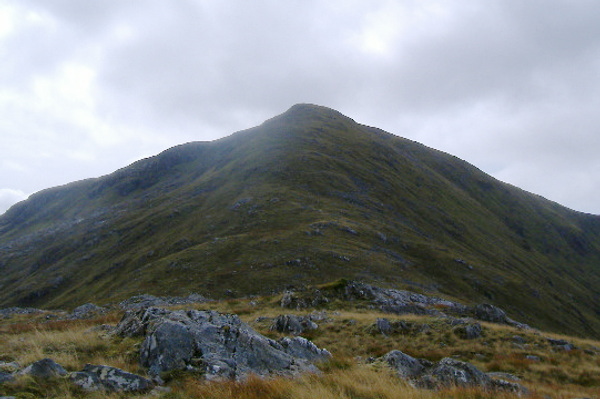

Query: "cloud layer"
<box><xmin>2</xmin><ymin>0</ymin><xmax>600</xmax><ymax>214</ymax></box>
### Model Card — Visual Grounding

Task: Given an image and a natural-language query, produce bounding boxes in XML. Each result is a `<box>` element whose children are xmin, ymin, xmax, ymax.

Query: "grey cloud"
<box><xmin>1</xmin><ymin>1</ymin><xmax>600</xmax><ymax>213</ymax></box>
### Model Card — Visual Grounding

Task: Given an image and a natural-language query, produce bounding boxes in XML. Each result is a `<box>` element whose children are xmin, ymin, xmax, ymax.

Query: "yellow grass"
<box><xmin>1</xmin><ymin>298</ymin><xmax>600</xmax><ymax>398</ymax></box>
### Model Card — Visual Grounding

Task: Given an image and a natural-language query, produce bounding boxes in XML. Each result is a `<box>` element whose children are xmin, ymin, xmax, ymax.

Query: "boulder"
<box><xmin>116</xmin><ymin>307</ymin><xmax>331</xmax><ymax>381</ymax></box>
<box><xmin>380</xmin><ymin>352</ymin><xmax>529</xmax><ymax>395</ymax></box>
<box><xmin>18</xmin><ymin>358</ymin><xmax>68</xmax><ymax>379</ymax></box>
<box><xmin>270</xmin><ymin>315</ymin><xmax>318</xmax><ymax>335</ymax></box>
<box><xmin>382</xmin><ymin>350</ymin><xmax>427</xmax><ymax>378</ymax></box>
<box><xmin>70</xmin><ymin>364</ymin><xmax>153</xmax><ymax>392</ymax></box>
<box><xmin>375</xmin><ymin>318</ymin><xmax>393</xmax><ymax>335</ymax></box>
<box><xmin>473</xmin><ymin>304</ymin><xmax>507</xmax><ymax>323</ymax></box>
<box><xmin>547</xmin><ymin>338</ymin><xmax>576</xmax><ymax>351</ymax></box>
<box><xmin>140</xmin><ymin>319</ymin><xmax>196</xmax><ymax>377</ymax></box>
<box><xmin>417</xmin><ymin>358</ymin><xmax>492</xmax><ymax>389</ymax></box>
<box><xmin>453</xmin><ymin>323</ymin><xmax>483</xmax><ymax>339</ymax></box>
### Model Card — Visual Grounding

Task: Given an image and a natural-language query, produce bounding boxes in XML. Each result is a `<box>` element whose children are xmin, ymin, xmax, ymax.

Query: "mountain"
<box><xmin>1</xmin><ymin>104</ymin><xmax>599</xmax><ymax>338</ymax></box>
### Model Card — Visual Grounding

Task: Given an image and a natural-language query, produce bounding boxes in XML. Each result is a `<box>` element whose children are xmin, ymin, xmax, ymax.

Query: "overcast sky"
<box><xmin>1</xmin><ymin>1</ymin><xmax>600</xmax><ymax>215</ymax></box>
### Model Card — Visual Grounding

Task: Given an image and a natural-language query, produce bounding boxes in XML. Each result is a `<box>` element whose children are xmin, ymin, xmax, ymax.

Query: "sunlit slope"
<box><xmin>1</xmin><ymin>104</ymin><xmax>599</xmax><ymax>338</ymax></box>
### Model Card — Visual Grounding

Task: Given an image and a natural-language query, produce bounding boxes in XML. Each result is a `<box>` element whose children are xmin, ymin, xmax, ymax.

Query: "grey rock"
<box><xmin>70</xmin><ymin>364</ymin><xmax>153</xmax><ymax>392</ymax></box>
<box><xmin>0</xmin><ymin>371</ymin><xmax>15</xmax><ymax>384</ymax></box>
<box><xmin>141</xmin><ymin>319</ymin><xmax>196</xmax><ymax>377</ymax></box>
<box><xmin>487</xmin><ymin>371</ymin><xmax>520</xmax><ymax>381</ymax></box>
<box><xmin>280</xmin><ymin>290</ymin><xmax>329</xmax><ymax>309</ymax></box>
<box><xmin>119</xmin><ymin>293</ymin><xmax>209</xmax><ymax>311</ymax></box>
<box><xmin>19</xmin><ymin>358</ymin><xmax>68</xmax><ymax>379</ymax></box>
<box><xmin>117</xmin><ymin>307</ymin><xmax>331</xmax><ymax>381</ymax></box>
<box><xmin>512</xmin><ymin>335</ymin><xmax>527</xmax><ymax>344</ymax></box>
<box><xmin>453</xmin><ymin>323</ymin><xmax>483</xmax><ymax>339</ymax></box>
<box><xmin>491</xmin><ymin>378</ymin><xmax>530</xmax><ymax>395</ymax></box>
<box><xmin>70</xmin><ymin>371</ymin><xmax>102</xmax><ymax>391</ymax></box>
<box><xmin>405</xmin><ymin>357</ymin><xmax>530</xmax><ymax>394</ymax></box>
<box><xmin>376</xmin><ymin>318</ymin><xmax>393</xmax><ymax>335</ymax></box>
<box><xmin>280</xmin><ymin>282</ymin><xmax>529</xmax><ymax>328</ymax></box>
<box><xmin>270</xmin><ymin>314</ymin><xmax>318</xmax><ymax>335</ymax></box>
<box><xmin>526</xmin><ymin>355</ymin><xmax>541</xmax><ymax>362</ymax></box>
<box><xmin>383</xmin><ymin>350</ymin><xmax>426</xmax><ymax>378</ymax></box>
<box><xmin>0</xmin><ymin>307</ymin><xmax>44</xmax><ymax>319</ymax></box>
<box><xmin>279</xmin><ymin>336</ymin><xmax>332</xmax><ymax>362</ymax></box>
<box><xmin>473</xmin><ymin>304</ymin><xmax>507</xmax><ymax>323</ymax></box>
<box><xmin>69</xmin><ymin>303</ymin><xmax>106</xmax><ymax>319</ymax></box>
<box><xmin>418</xmin><ymin>358</ymin><xmax>492</xmax><ymax>389</ymax></box>
<box><xmin>547</xmin><ymin>338</ymin><xmax>576</xmax><ymax>351</ymax></box>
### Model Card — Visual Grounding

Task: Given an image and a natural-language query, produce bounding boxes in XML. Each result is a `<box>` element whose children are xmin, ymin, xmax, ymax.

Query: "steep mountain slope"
<box><xmin>1</xmin><ymin>104</ymin><xmax>599</xmax><ymax>338</ymax></box>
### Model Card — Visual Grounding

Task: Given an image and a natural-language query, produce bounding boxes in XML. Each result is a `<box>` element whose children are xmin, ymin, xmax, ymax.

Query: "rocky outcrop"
<box><xmin>70</xmin><ymin>364</ymin><xmax>153</xmax><ymax>392</ymax></box>
<box><xmin>270</xmin><ymin>314</ymin><xmax>318</xmax><ymax>335</ymax></box>
<box><xmin>380</xmin><ymin>350</ymin><xmax>529</xmax><ymax>395</ymax></box>
<box><xmin>547</xmin><ymin>338</ymin><xmax>577</xmax><ymax>351</ymax></box>
<box><xmin>115</xmin><ymin>307</ymin><xmax>331</xmax><ymax>381</ymax></box>
<box><xmin>383</xmin><ymin>350</ymin><xmax>430</xmax><ymax>378</ymax></box>
<box><xmin>69</xmin><ymin>303</ymin><xmax>107</xmax><ymax>320</ymax></box>
<box><xmin>18</xmin><ymin>358</ymin><xmax>68</xmax><ymax>379</ymax></box>
<box><xmin>119</xmin><ymin>294</ymin><xmax>209</xmax><ymax>311</ymax></box>
<box><xmin>417</xmin><ymin>358</ymin><xmax>493</xmax><ymax>389</ymax></box>
<box><xmin>282</xmin><ymin>281</ymin><xmax>530</xmax><ymax>329</ymax></box>
<box><xmin>0</xmin><ymin>307</ymin><xmax>44</xmax><ymax>319</ymax></box>
<box><xmin>4</xmin><ymin>359</ymin><xmax>153</xmax><ymax>393</ymax></box>
<box><xmin>373</xmin><ymin>318</ymin><xmax>431</xmax><ymax>336</ymax></box>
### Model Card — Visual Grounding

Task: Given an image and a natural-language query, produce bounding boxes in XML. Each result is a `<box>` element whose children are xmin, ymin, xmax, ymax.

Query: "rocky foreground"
<box><xmin>0</xmin><ymin>281</ymin><xmax>594</xmax><ymax>397</ymax></box>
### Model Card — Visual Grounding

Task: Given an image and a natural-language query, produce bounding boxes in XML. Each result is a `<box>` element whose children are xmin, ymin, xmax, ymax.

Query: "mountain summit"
<box><xmin>1</xmin><ymin>104</ymin><xmax>599</xmax><ymax>338</ymax></box>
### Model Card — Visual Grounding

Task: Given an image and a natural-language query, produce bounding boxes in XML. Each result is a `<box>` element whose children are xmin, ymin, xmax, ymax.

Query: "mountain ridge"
<box><xmin>1</xmin><ymin>104</ymin><xmax>599</xmax><ymax>339</ymax></box>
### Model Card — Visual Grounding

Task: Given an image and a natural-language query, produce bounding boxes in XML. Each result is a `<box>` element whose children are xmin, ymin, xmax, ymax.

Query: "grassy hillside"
<box><xmin>0</xmin><ymin>104</ymin><xmax>599</xmax><ymax>339</ymax></box>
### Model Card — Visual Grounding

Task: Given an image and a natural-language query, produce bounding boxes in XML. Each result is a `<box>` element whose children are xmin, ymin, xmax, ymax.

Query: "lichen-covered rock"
<box><xmin>18</xmin><ymin>358</ymin><xmax>67</xmax><ymax>379</ymax></box>
<box><xmin>418</xmin><ymin>358</ymin><xmax>492</xmax><ymax>389</ymax></box>
<box><xmin>383</xmin><ymin>350</ymin><xmax>427</xmax><ymax>378</ymax></box>
<box><xmin>279</xmin><ymin>336</ymin><xmax>331</xmax><ymax>362</ymax></box>
<box><xmin>380</xmin><ymin>352</ymin><xmax>529</xmax><ymax>395</ymax></box>
<box><xmin>116</xmin><ymin>307</ymin><xmax>331</xmax><ymax>381</ymax></box>
<box><xmin>70</xmin><ymin>364</ymin><xmax>153</xmax><ymax>392</ymax></box>
<box><xmin>270</xmin><ymin>314</ymin><xmax>318</xmax><ymax>335</ymax></box>
<box><xmin>140</xmin><ymin>319</ymin><xmax>196</xmax><ymax>377</ymax></box>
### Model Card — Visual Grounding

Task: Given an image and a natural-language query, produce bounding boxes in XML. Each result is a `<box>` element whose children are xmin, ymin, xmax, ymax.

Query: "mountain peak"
<box><xmin>265</xmin><ymin>103</ymin><xmax>356</xmax><ymax>126</ymax></box>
